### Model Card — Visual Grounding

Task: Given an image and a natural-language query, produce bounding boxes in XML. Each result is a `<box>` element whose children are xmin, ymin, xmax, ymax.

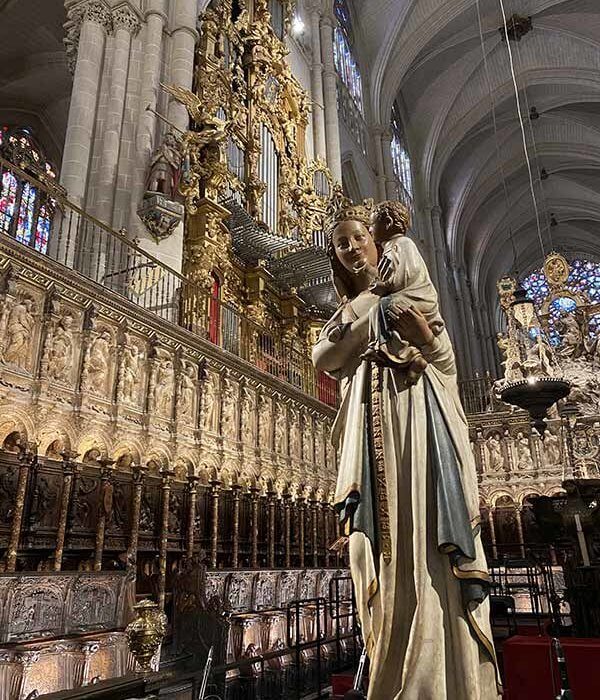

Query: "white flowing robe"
<box><xmin>314</xmin><ymin>285</ymin><xmax>500</xmax><ymax>699</ymax></box>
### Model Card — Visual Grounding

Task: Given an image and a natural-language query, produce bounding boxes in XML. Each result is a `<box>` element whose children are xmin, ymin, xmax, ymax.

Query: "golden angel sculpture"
<box><xmin>312</xmin><ymin>196</ymin><xmax>500</xmax><ymax>699</ymax></box>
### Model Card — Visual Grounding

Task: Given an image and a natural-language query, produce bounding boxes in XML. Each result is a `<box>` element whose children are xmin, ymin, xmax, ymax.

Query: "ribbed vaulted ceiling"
<box><xmin>360</xmin><ymin>0</ymin><xmax>600</xmax><ymax>309</ymax></box>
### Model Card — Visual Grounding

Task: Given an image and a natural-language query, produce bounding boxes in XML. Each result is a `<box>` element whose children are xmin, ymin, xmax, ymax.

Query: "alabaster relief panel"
<box><xmin>240</xmin><ymin>382</ymin><xmax>257</xmax><ymax>446</ymax></box>
<box><xmin>0</xmin><ymin>263</ymin><xmax>337</xmax><ymax>497</ymax></box>
<box><xmin>258</xmin><ymin>392</ymin><xmax>273</xmax><ymax>452</ymax></box>
<box><xmin>221</xmin><ymin>374</ymin><xmax>239</xmax><ymax>442</ymax></box>
<box><xmin>0</xmin><ymin>284</ymin><xmax>45</xmax><ymax>376</ymax></box>
<box><xmin>116</xmin><ymin>331</ymin><xmax>148</xmax><ymax>410</ymax></box>
<box><xmin>273</xmin><ymin>397</ymin><xmax>287</xmax><ymax>456</ymax></box>
<box><xmin>468</xmin><ymin>413</ymin><xmax>600</xmax><ymax>506</ymax></box>
<box><xmin>40</xmin><ymin>300</ymin><xmax>84</xmax><ymax>391</ymax></box>
<box><xmin>201</xmin><ymin>369</ymin><xmax>220</xmax><ymax>434</ymax></box>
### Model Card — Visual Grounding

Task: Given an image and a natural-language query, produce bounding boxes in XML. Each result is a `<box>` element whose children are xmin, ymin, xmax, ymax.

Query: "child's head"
<box><xmin>370</xmin><ymin>200</ymin><xmax>411</xmax><ymax>243</ymax></box>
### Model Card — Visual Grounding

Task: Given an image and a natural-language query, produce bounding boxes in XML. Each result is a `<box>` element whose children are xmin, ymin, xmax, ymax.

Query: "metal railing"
<box><xmin>458</xmin><ymin>372</ymin><xmax>500</xmax><ymax>415</ymax></box>
<box><xmin>0</xmin><ymin>156</ymin><xmax>338</xmax><ymax>407</ymax></box>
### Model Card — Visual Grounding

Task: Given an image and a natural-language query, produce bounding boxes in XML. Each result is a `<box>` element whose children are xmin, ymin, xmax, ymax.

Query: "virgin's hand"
<box><xmin>385</xmin><ymin>304</ymin><xmax>434</xmax><ymax>347</ymax></box>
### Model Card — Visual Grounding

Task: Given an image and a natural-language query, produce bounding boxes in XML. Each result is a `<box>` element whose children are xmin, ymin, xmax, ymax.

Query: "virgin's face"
<box><xmin>332</xmin><ymin>220</ymin><xmax>378</xmax><ymax>273</ymax></box>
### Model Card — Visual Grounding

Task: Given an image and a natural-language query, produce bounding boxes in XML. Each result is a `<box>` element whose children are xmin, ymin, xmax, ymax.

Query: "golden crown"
<box><xmin>325</xmin><ymin>185</ymin><xmax>374</xmax><ymax>242</ymax></box>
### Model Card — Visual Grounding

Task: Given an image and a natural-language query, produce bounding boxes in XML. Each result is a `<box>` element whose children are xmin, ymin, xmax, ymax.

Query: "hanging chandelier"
<box><xmin>497</xmin><ymin>280</ymin><xmax>570</xmax><ymax>435</ymax></box>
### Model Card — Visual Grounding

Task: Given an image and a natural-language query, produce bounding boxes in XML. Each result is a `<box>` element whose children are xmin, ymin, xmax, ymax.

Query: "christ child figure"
<box><xmin>361</xmin><ymin>200</ymin><xmax>445</xmax><ymax>384</ymax></box>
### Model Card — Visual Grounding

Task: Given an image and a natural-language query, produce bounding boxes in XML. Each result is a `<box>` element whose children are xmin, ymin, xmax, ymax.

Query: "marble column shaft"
<box><xmin>158</xmin><ymin>469</ymin><xmax>174</xmax><ymax>609</ymax></box>
<box><xmin>5</xmin><ymin>447</ymin><xmax>35</xmax><ymax>572</ymax></box>
<box><xmin>267</xmin><ymin>491</ymin><xmax>276</xmax><ymax>569</ymax></box>
<box><xmin>250</xmin><ymin>489</ymin><xmax>259</xmax><ymax>568</ymax></box>
<box><xmin>128</xmin><ymin>464</ymin><xmax>147</xmax><ymax>566</ymax></box>
<box><xmin>53</xmin><ymin>458</ymin><xmax>78</xmax><ymax>571</ymax></box>
<box><xmin>186</xmin><ymin>475</ymin><xmax>200</xmax><ymax>559</ymax></box>
<box><xmin>210</xmin><ymin>480</ymin><xmax>220</xmax><ymax>569</ymax></box>
<box><xmin>283</xmin><ymin>495</ymin><xmax>291</xmax><ymax>569</ymax></box>
<box><xmin>94</xmin><ymin>462</ymin><xmax>115</xmax><ymax>572</ymax></box>
<box><xmin>231</xmin><ymin>485</ymin><xmax>241</xmax><ymax>569</ymax></box>
<box><xmin>298</xmin><ymin>499</ymin><xmax>306</xmax><ymax>568</ymax></box>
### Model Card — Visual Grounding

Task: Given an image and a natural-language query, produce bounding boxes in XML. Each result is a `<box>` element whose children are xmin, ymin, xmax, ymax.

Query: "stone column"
<box><xmin>482</xmin><ymin>304</ymin><xmax>500</xmax><ymax>375</ymax></box>
<box><xmin>4</xmin><ymin>442</ymin><xmax>36</xmax><ymax>572</ymax></box>
<box><xmin>515</xmin><ymin>507</ymin><xmax>526</xmax><ymax>559</ymax></box>
<box><xmin>94</xmin><ymin>5</ymin><xmax>140</xmax><ymax>226</ymax></box>
<box><xmin>129</xmin><ymin>0</ymin><xmax>168</xmax><ymax>238</ymax></box>
<box><xmin>231</xmin><ymin>485</ymin><xmax>241</xmax><ymax>569</ymax></box>
<box><xmin>463</xmin><ymin>272</ymin><xmax>484</xmax><ymax>373</ymax></box>
<box><xmin>158</xmin><ymin>468</ymin><xmax>174</xmax><ymax>609</ymax></box>
<box><xmin>311</xmin><ymin>501</ymin><xmax>319</xmax><ymax>568</ymax></box>
<box><xmin>320</xmin><ymin>14</ymin><xmax>342</xmax><ymax>182</ymax></box>
<box><xmin>488</xmin><ymin>508</ymin><xmax>498</xmax><ymax>560</ymax></box>
<box><xmin>308</xmin><ymin>7</ymin><xmax>327</xmax><ymax>160</ymax></box>
<box><xmin>94</xmin><ymin>459</ymin><xmax>116</xmax><ymax>572</ymax></box>
<box><xmin>382</xmin><ymin>129</ymin><xmax>397</xmax><ymax>199</ymax></box>
<box><xmin>323</xmin><ymin>502</ymin><xmax>331</xmax><ymax>568</ymax></box>
<box><xmin>429</xmin><ymin>206</ymin><xmax>450</xmax><ymax>315</ymax></box>
<box><xmin>283</xmin><ymin>494</ymin><xmax>292</xmax><ymax>569</ymax></box>
<box><xmin>250</xmin><ymin>488</ymin><xmax>259</xmax><ymax>568</ymax></box>
<box><xmin>61</xmin><ymin>2</ymin><xmax>111</xmax><ymax>207</ymax></box>
<box><xmin>52</xmin><ymin>452</ymin><xmax>79</xmax><ymax>571</ymax></box>
<box><xmin>267</xmin><ymin>490</ymin><xmax>276</xmax><ymax>569</ymax></box>
<box><xmin>298</xmin><ymin>499</ymin><xmax>306</xmax><ymax>568</ymax></box>
<box><xmin>128</xmin><ymin>464</ymin><xmax>147</xmax><ymax>567</ymax></box>
<box><xmin>209</xmin><ymin>480</ymin><xmax>221</xmax><ymax>569</ymax></box>
<box><xmin>452</xmin><ymin>264</ymin><xmax>473</xmax><ymax>375</ymax></box>
<box><xmin>186</xmin><ymin>475</ymin><xmax>200</xmax><ymax>559</ymax></box>
<box><xmin>168</xmin><ymin>0</ymin><xmax>199</xmax><ymax>131</ymax></box>
<box><xmin>373</xmin><ymin>126</ymin><xmax>388</xmax><ymax>201</ymax></box>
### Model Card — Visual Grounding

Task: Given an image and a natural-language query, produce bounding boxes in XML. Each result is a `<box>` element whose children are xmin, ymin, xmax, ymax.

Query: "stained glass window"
<box><xmin>333</xmin><ymin>0</ymin><xmax>363</xmax><ymax>113</ymax></box>
<box><xmin>521</xmin><ymin>259</ymin><xmax>600</xmax><ymax>345</ymax></box>
<box><xmin>0</xmin><ymin>126</ymin><xmax>57</xmax><ymax>254</ymax></box>
<box><xmin>0</xmin><ymin>171</ymin><xmax>18</xmax><ymax>234</ymax></box>
<box><xmin>391</xmin><ymin>102</ymin><xmax>413</xmax><ymax>204</ymax></box>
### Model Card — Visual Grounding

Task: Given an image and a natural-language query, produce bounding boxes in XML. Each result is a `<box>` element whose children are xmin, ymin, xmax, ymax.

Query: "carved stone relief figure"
<box><xmin>314</xmin><ymin>423</ymin><xmax>325</xmax><ymax>466</ymax></box>
<box><xmin>241</xmin><ymin>384</ymin><xmax>256</xmax><ymax>444</ymax></box>
<box><xmin>485</xmin><ymin>432</ymin><xmax>504</xmax><ymax>472</ymax></box>
<box><xmin>83</xmin><ymin>330</ymin><xmax>112</xmax><ymax>395</ymax></box>
<box><xmin>515</xmin><ymin>431</ymin><xmax>534</xmax><ymax>470</ymax></box>
<box><xmin>289</xmin><ymin>407</ymin><xmax>300</xmax><ymax>459</ymax></box>
<box><xmin>259</xmin><ymin>393</ymin><xmax>272</xmax><ymax>451</ymax></box>
<box><xmin>302</xmin><ymin>413</ymin><xmax>313</xmax><ymax>463</ymax></box>
<box><xmin>47</xmin><ymin>313</ymin><xmax>75</xmax><ymax>383</ymax></box>
<box><xmin>221</xmin><ymin>377</ymin><xmax>238</xmax><ymax>440</ymax></box>
<box><xmin>154</xmin><ymin>353</ymin><xmax>175</xmax><ymax>418</ymax></box>
<box><xmin>2</xmin><ymin>295</ymin><xmax>35</xmax><ymax>370</ymax></box>
<box><xmin>178</xmin><ymin>360</ymin><xmax>197</xmax><ymax>421</ymax></box>
<box><xmin>544</xmin><ymin>429</ymin><xmax>562</xmax><ymax>466</ymax></box>
<box><xmin>274</xmin><ymin>403</ymin><xmax>287</xmax><ymax>455</ymax></box>
<box><xmin>119</xmin><ymin>336</ymin><xmax>143</xmax><ymax>405</ymax></box>
<box><xmin>202</xmin><ymin>371</ymin><xmax>220</xmax><ymax>433</ymax></box>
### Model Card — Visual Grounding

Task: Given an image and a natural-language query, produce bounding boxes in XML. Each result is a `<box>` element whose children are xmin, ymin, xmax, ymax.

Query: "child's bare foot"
<box><xmin>406</xmin><ymin>355</ymin><xmax>428</xmax><ymax>385</ymax></box>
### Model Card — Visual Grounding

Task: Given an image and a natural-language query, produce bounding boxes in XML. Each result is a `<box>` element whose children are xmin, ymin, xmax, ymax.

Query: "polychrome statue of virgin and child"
<box><xmin>312</xmin><ymin>194</ymin><xmax>501</xmax><ymax>699</ymax></box>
